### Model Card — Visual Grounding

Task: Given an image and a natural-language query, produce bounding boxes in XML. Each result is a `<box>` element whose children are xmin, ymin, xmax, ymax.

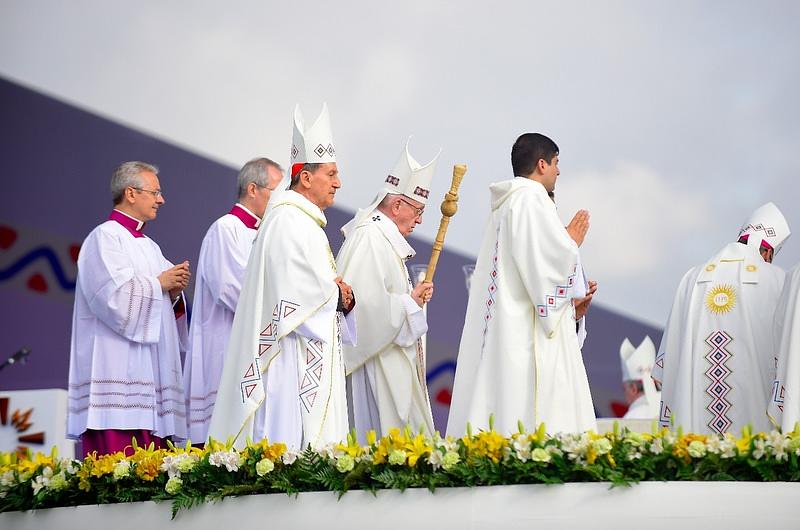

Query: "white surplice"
<box><xmin>207</xmin><ymin>191</ymin><xmax>355</xmax><ymax>450</ymax></box>
<box><xmin>183</xmin><ymin>204</ymin><xmax>259</xmax><ymax>443</ymax></box>
<box><xmin>446</xmin><ymin>178</ymin><xmax>596</xmax><ymax>437</ymax></box>
<box><xmin>68</xmin><ymin>211</ymin><xmax>188</xmax><ymax>440</ymax></box>
<box><xmin>768</xmin><ymin>265</ymin><xmax>800</xmax><ymax>431</ymax></box>
<box><xmin>336</xmin><ymin>211</ymin><xmax>433</xmax><ymax>441</ymax></box>
<box><xmin>653</xmin><ymin>241</ymin><xmax>784</xmax><ymax>434</ymax></box>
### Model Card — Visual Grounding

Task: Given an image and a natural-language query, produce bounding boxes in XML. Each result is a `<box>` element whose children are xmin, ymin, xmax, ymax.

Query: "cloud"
<box><xmin>555</xmin><ymin>162</ymin><xmax>707</xmax><ymax>278</ymax></box>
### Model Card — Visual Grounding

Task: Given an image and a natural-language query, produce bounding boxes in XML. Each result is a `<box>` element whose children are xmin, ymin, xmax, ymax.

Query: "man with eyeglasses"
<box><xmin>183</xmin><ymin>157</ymin><xmax>283</xmax><ymax>444</ymax></box>
<box><xmin>336</xmin><ymin>139</ymin><xmax>437</xmax><ymax>440</ymax></box>
<box><xmin>67</xmin><ymin>161</ymin><xmax>191</xmax><ymax>456</ymax></box>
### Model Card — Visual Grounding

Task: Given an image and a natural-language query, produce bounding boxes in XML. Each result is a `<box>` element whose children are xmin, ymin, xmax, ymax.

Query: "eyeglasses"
<box><xmin>133</xmin><ymin>187</ymin><xmax>163</xmax><ymax>198</ymax></box>
<box><xmin>398</xmin><ymin>197</ymin><xmax>424</xmax><ymax>217</ymax></box>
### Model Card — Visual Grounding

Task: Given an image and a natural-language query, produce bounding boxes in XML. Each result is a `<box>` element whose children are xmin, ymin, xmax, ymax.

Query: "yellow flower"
<box><xmin>130</xmin><ymin>447</ymin><xmax>166</xmax><ymax>481</ymax></box>
<box><xmin>404</xmin><ymin>434</ymin><xmax>432</xmax><ymax>467</ymax></box>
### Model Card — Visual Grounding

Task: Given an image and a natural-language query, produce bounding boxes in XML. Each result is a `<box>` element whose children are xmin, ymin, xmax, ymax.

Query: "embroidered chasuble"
<box><xmin>68</xmin><ymin>210</ymin><xmax>188</xmax><ymax>440</ymax></box>
<box><xmin>183</xmin><ymin>204</ymin><xmax>259</xmax><ymax>442</ymax></box>
<box><xmin>336</xmin><ymin>211</ymin><xmax>433</xmax><ymax>441</ymax></box>
<box><xmin>654</xmin><ymin>242</ymin><xmax>784</xmax><ymax>434</ymax></box>
<box><xmin>208</xmin><ymin>191</ymin><xmax>355</xmax><ymax>450</ymax></box>
<box><xmin>446</xmin><ymin>178</ymin><xmax>595</xmax><ymax>437</ymax></box>
<box><xmin>768</xmin><ymin>265</ymin><xmax>800</xmax><ymax>430</ymax></box>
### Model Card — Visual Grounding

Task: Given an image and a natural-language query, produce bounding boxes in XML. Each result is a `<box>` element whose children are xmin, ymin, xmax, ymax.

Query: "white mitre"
<box><xmin>620</xmin><ymin>336</ymin><xmax>658</xmax><ymax>405</ymax></box>
<box><xmin>290</xmin><ymin>103</ymin><xmax>336</xmax><ymax>177</ymax></box>
<box><xmin>738</xmin><ymin>202</ymin><xmax>791</xmax><ymax>255</ymax></box>
<box><xmin>341</xmin><ymin>138</ymin><xmax>440</xmax><ymax>237</ymax></box>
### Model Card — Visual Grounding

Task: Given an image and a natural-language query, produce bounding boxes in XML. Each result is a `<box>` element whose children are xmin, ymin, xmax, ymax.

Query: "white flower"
<box><xmin>281</xmin><ymin>451</ymin><xmax>300</xmax><ymax>465</ymax></box>
<box><xmin>427</xmin><ymin>449</ymin><xmax>444</xmax><ymax>470</ymax></box>
<box><xmin>546</xmin><ymin>445</ymin><xmax>564</xmax><ymax>458</ymax></box>
<box><xmin>0</xmin><ymin>470</ymin><xmax>15</xmax><ymax>488</ymax></box>
<box><xmin>31</xmin><ymin>467</ymin><xmax>53</xmax><ymax>495</ymax></box>
<box><xmin>165</xmin><ymin>476</ymin><xmax>183</xmax><ymax>494</ymax></box>
<box><xmin>209</xmin><ymin>450</ymin><xmax>242</xmax><ymax>472</ymax></box>
<box><xmin>512</xmin><ymin>438</ymin><xmax>532</xmax><ymax>462</ymax></box>
<box><xmin>752</xmin><ymin>439</ymin><xmax>766</xmax><ymax>460</ymax></box>
<box><xmin>705</xmin><ymin>435</ymin><xmax>722</xmax><ymax>455</ymax></box>
<box><xmin>161</xmin><ymin>453</ymin><xmax>199</xmax><ymax>478</ymax></box>
<box><xmin>719</xmin><ymin>435</ymin><xmax>737</xmax><ymax>459</ymax></box>
<box><xmin>649</xmin><ymin>438</ymin><xmax>664</xmax><ymax>455</ymax></box>
<box><xmin>112</xmin><ymin>460</ymin><xmax>131</xmax><ymax>480</ymax></box>
<box><xmin>256</xmin><ymin>458</ymin><xmax>275</xmax><ymax>476</ymax></box>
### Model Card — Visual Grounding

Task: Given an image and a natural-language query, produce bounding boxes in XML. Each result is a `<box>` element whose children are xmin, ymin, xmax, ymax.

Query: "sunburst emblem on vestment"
<box><xmin>705</xmin><ymin>284</ymin><xmax>736</xmax><ymax>315</ymax></box>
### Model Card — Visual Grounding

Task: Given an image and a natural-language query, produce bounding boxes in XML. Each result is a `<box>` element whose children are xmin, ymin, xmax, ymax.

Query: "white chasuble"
<box><xmin>653</xmin><ymin>242</ymin><xmax>784</xmax><ymax>435</ymax></box>
<box><xmin>183</xmin><ymin>205</ymin><xmax>259</xmax><ymax>442</ymax></box>
<box><xmin>446</xmin><ymin>178</ymin><xmax>595</xmax><ymax>437</ymax></box>
<box><xmin>623</xmin><ymin>394</ymin><xmax>661</xmax><ymax>420</ymax></box>
<box><xmin>336</xmin><ymin>211</ymin><xmax>433</xmax><ymax>440</ymax></box>
<box><xmin>68</xmin><ymin>213</ymin><xmax>188</xmax><ymax>440</ymax></box>
<box><xmin>208</xmin><ymin>191</ymin><xmax>355</xmax><ymax>450</ymax></box>
<box><xmin>768</xmin><ymin>265</ymin><xmax>800</xmax><ymax>430</ymax></box>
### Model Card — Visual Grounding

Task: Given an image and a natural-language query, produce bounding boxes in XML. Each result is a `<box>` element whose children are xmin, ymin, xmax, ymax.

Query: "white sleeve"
<box><xmin>394</xmin><ymin>294</ymin><xmax>428</xmax><ymax>347</ymax></box>
<box><xmin>79</xmin><ymin>228</ymin><xmax>164</xmax><ymax>344</ymax></box>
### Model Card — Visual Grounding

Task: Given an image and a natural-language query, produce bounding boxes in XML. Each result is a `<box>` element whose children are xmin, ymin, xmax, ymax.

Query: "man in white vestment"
<box><xmin>336</xmin><ymin>139</ymin><xmax>438</xmax><ymax>440</ymax></box>
<box><xmin>767</xmin><ymin>264</ymin><xmax>800</xmax><ymax>431</ymax></box>
<box><xmin>447</xmin><ymin>133</ymin><xmax>596</xmax><ymax>437</ymax></box>
<box><xmin>183</xmin><ymin>157</ymin><xmax>283</xmax><ymax>443</ymax></box>
<box><xmin>653</xmin><ymin>203</ymin><xmax>789</xmax><ymax>434</ymax></box>
<box><xmin>208</xmin><ymin>104</ymin><xmax>356</xmax><ymax>450</ymax></box>
<box><xmin>619</xmin><ymin>337</ymin><xmax>660</xmax><ymax>419</ymax></box>
<box><xmin>68</xmin><ymin>161</ymin><xmax>191</xmax><ymax>456</ymax></box>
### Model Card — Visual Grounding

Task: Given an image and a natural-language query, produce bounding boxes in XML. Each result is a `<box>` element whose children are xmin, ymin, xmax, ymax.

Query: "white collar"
<box><xmin>272</xmin><ymin>190</ymin><xmax>328</xmax><ymax>227</ymax></box>
<box><xmin>358</xmin><ymin>209</ymin><xmax>416</xmax><ymax>261</ymax></box>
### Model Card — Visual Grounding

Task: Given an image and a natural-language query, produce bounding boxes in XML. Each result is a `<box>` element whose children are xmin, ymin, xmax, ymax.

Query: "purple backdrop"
<box><xmin>0</xmin><ymin>77</ymin><xmax>662</xmax><ymax>431</ymax></box>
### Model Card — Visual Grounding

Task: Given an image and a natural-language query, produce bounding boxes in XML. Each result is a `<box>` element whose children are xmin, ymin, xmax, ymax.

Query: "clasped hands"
<box><xmin>158</xmin><ymin>261</ymin><xmax>191</xmax><ymax>302</ymax></box>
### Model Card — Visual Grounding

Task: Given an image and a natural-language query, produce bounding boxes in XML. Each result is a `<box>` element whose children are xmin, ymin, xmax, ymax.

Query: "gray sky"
<box><xmin>2</xmin><ymin>0</ymin><xmax>799</xmax><ymax>325</ymax></box>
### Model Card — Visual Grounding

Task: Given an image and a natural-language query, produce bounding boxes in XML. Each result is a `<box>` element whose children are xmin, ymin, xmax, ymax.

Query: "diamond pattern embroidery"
<box><xmin>704</xmin><ymin>330</ymin><xmax>734</xmax><ymax>434</ymax></box>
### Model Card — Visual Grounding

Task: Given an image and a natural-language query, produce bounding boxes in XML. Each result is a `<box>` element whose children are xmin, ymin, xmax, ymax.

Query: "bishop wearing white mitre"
<box><xmin>768</xmin><ymin>263</ymin><xmax>800</xmax><ymax>431</ymax></box>
<box><xmin>447</xmin><ymin>133</ymin><xmax>596</xmax><ymax>437</ymax></box>
<box><xmin>337</xmin><ymin>139</ymin><xmax>438</xmax><ymax>440</ymax></box>
<box><xmin>653</xmin><ymin>203</ymin><xmax>789</xmax><ymax>434</ymax></box>
<box><xmin>619</xmin><ymin>336</ymin><xmax>660</xmax><ymax>419</ymax></box>
<box><xmin>183</xmin><ymin>158</ymin><xmax>283</xmax><ymax>443</ymax></box>
<box><xmin>208</xmin><ymin>104</ymin><xmax>356</xmax><ymax>450</ymax></box>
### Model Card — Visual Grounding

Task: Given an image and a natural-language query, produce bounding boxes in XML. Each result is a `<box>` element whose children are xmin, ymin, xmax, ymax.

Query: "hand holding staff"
<box><xmin>424</xmin><ymin>164</ymin><xmax>467</xmax><ymax>284</ymax></box>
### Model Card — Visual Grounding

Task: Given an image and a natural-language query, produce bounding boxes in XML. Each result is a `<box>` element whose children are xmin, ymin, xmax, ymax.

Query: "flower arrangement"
<box><xmin>2</xmin><ymin>421</ymin><xmax>799</xmax><ymax>518</ymax></box>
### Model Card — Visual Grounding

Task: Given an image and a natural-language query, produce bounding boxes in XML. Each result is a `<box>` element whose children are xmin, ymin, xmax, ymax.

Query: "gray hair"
<box><xmin>289</xmin><ymin>163</ymin><xmax>322</xmax><ymax>188</ymax></box>
<box><xmin>237</xmin><ymin>157</ymin><xmax>282</xmax><ymax>198</ymax></box>
<box><xmin>378</xmin><ymin>193</ymin><xmax>402</xmax><ymax>210</ymax></box>
<box><xmin>111</xmin><ymin>161</ymin><xmax>159</xmax><ymax>205</ymax></box>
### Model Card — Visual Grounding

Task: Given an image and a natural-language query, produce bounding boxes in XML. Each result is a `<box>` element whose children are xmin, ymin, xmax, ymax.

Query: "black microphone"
<box><xmin>0</xmin><ymin>348</ymin><xmax>31</xmax><ymax>371</ymax></box>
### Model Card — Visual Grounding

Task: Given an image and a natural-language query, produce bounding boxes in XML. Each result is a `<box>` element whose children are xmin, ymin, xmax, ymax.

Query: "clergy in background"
<box><xmin>68</xmin><ymin>161</ymin><xmax>191</xmax><ymax>456</ymax></box>
<box><xmin>183</xmin><ymin>157</ymin><xmax>283</xmax><ymax>443</ymax></box>
<box><xmin>208</xmin><ymin>104</ymin><xmax>356</xmax><ymax>450</ymax></box>
<box><xmin>446</xmin><ymin>133</ymin><xmax>596</xmax><ymax>437</ymax></box>
<box><xmin>769</xmin><ymin>264</ymin><xmax>800</xmax><ymax>430</ymax></box>
<box><xmin>619</xmin><ymin>336</ymin><xmax>660</xmax><ymax>419</ymax></box>
<box><xmin>337</xmin><ymin>139</ymin><xmax>437</xmax><ymax>441</ymax></box>
<box><xmin>653</xmin><ymin>203</ymin><xmax>789</xmax><ymax>435</ymax></box>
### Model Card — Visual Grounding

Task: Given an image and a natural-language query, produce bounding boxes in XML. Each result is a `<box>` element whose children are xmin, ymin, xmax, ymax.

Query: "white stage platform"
<box><xmin>2</xmin><ymin>482</ymin><xmax>799</xmax><ymax>530</ymax></box>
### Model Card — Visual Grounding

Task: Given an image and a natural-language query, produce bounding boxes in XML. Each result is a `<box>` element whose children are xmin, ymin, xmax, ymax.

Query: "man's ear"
<box><xmin>299</xmin><ymin>170</ymin><xmax>313</xmax><ymax>189</ymax></box>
